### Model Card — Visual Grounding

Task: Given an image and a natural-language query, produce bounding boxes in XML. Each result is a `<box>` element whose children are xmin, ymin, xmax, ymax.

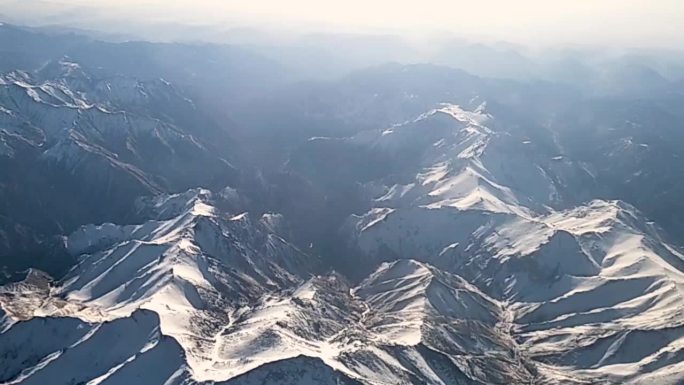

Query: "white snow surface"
<box><xmin>346</xmin><ymin>104</ymin><xmax>684</xmax><ymax>384</ymax></box>
<box><xmin>0</xmin><ymin>189</ymin><xmax>533</xmax><ymax>385</ymax></box>
<box><xmin>0</xmin><ymin>104</ymin><xmax>682</xmax><ymax>385</ymax></box>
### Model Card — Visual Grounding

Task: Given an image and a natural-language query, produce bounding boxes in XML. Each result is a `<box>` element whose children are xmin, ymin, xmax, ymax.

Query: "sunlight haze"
<box><xmin>2</xmin><ymin>0</ymin><xmax>684</xmax><ymax>47</ymax></box>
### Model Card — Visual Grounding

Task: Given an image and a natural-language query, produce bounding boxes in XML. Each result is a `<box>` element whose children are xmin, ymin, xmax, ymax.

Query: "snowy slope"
<box><xmin>0</xmin><ymin>63</ymin><xmax>235</xmax><ymax>191</ymax></box>
<box><xmin>0</xmin><ymin>188</ymin><xmax>535</xmax><ymax>384</ymax></box>
<box><xmin>1</xmin><ymin>196</ymin><xmax>682</xmax><ymax>384</ymax></box>
<box><xmin>1</xmin><ymin>102</ymin><xmax>683</xmax><ymax>385</ymax></box>
<box><xmin>200</xmin><ymin>259</ymin><xmax>534</xmax><ymax>385</ymax></box>
<box><xmin>0</xmin><ymin>188</ymin><xmax>322</xmax><ymax>384</ymax></box>
<box><xmin>347</xmin><ymin>103</ymin><xmax>587</xmax><ymax>213</ymax></box>
<box><xmin>0</xmin><ymin>59</ymin><xmax>238</xmax><ymax>278</ymax></box>
<box><xmin>345</xmin><ymin>104</ymin><xmax>684</xmax><ymax>384</ymax></box>
<box><xmin>0</xmin><ymin>308</ymin><xmax>189</xmax><ymax>385</ymax></box>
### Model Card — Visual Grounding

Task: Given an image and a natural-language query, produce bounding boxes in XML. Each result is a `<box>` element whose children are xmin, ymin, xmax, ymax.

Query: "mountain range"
<box><xmin>0</xmin><ymin>22</ymin><xmax>683</xmax><ymax>385</ymax></box>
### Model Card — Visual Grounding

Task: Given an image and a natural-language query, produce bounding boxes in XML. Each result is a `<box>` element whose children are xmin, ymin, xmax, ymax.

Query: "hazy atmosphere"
<box><xmin>1</xmin><ymin>2</ymin><xmax>683</xmax><ymax>385</ymax></box>
<box><xmin>3</xmin><ymin>0</ymin><xmax>684</xmax><ymax>47</ymax></box>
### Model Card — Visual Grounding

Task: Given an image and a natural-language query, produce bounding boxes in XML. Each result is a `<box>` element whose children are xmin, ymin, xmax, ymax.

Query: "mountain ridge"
<box><xmin>0</xmin><ymin>38</ymin><xmax>682</xmax><ymax>384</ymax></box>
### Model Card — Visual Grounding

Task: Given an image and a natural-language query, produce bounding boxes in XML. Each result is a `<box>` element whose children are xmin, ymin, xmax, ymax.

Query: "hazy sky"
<box><xmin>3</xmin><ymin>0</ymin><xmax>684</xmax><ymax>47</ymax></box>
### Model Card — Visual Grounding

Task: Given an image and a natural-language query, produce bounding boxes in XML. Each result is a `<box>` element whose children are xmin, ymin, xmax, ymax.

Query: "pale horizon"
<box><xmin>2</xmin><ymin>0</ymin><xmax>684</xmax><ymax>49</ymax></box>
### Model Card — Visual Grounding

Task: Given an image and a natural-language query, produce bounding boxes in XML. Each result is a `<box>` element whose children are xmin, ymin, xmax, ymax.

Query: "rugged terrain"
<box><xmin>0</xmin><ymin>23</ymin><xmax>683</xmax><ymax>385</ymax></box>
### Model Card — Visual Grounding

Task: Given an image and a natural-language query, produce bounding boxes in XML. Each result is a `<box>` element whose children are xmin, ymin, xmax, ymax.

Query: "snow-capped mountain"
<box><xmin>343</xmin><ymin>105</ymin><xmax>684</xmax><ymax>384</ymax></box>
<box><xmin>0</xmin><ymin>58</ymin><xmax>238</xmax><ymax>277</ymax></box>
<box><xmin>0</xmin><ymin>190</ymin><xmax>530</xmax><ymax>384</ymax></box>
<box><xmin>0</xmin><ymin>59</ymin><xmax>236</xmax><ymax>193</ymax></box>
<box><xmin>1</xmin><ymin>188</ymin><xmax>321</xmax><ymax>384</ymax></box>
<box><xmin>2</xmin><ymin>104</ymin><xmax>682</xmax><ymax>384</ymax></box>
<box><xmin>0</xmin><ymin>25</ymin><xmax>682</xmax><ymax>385</ymax></box>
